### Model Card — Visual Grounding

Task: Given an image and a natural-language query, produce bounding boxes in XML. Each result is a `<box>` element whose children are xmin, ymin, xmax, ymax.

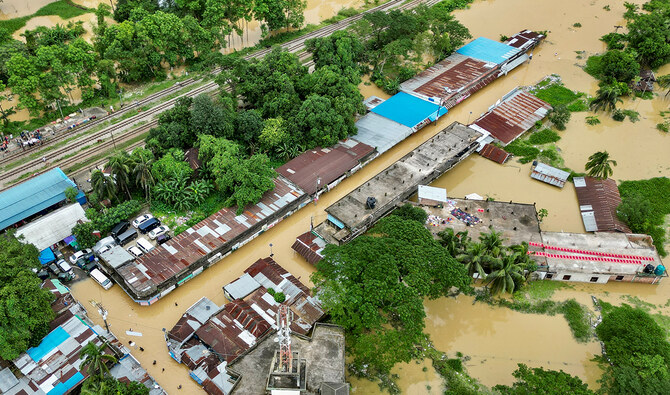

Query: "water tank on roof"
<box><xmin>366</xmin><ymin>197</ymin><xmax>377</xmax><ymax>210</ymax></box>
<box><xmin>655</xmin><ymin>265</ymin><xmax>666</xmax><ymax>276</ymax></box>
<box><xmin>643</xmin><ymin>264</ymin><xmax>655</xmax><ymax>274</ymax></box>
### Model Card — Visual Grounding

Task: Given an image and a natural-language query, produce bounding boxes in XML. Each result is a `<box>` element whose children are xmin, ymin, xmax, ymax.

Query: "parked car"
<box><xmin>127</xmin><ymin>246</ymin><xmax>144</xmax><ymax>258</ymax></box>
<box><xmin>111</xmin><ymin>221</ymin><xmax>130</xmax><ymax>239</ymax></box>
<box><xmin>115</xmin><ymin>228</ymin><xmax>138</xmax><ymax>246</ymax></box>
<box><xmin>54</xmin><ymin>248</ymin><xmax>65</xmax><ymax>261</ymax></box>
<box><xmin>56</xmin><ymin>259</ymin><xmax>74</xmax><ymax>276</ymax></box>
<box><xmin>69</xmin><ymin>249</ymin><xmax>92</xmax><ymax>264</ymax></box>
<box><xmin>90</xmin><ymin>268</ymin><xmax>113</xmax><ymax>290</ymax></box>
<box><xmin>148</xmin><ymin>225</ymin><xmax>170</xmax><ymax>240</ymax></box>
<box><xmin>132</xmin><ymin>214</ymin><xmax>154</xmax><ymax>229</ymax></box>
<box><xmin>97</xmin><ymin>244</ymin><xmax>113</xmax><ymax>255</ymax></box>
<box><xmin>36</xmin><ymin>268</ymin><xmax>50</xmax><ymax>280</ymax></box>
<box><xmin>138</xmin><ymin>218</ymin><xmax>160</xmax><ymax>234</ymax></box>
<box><xmin>156</xmin><ymin>234</ymin><xmax>172</xmax><ymax>245</ymax></box>
<box><xmin>48</xmin><ymin>263</ymin><xmax>61</xmax><ymax>276</ymax></box>
<box><xmin>136</xmin><ymin>238</ymin><xmax>154</xmax><ymax>254</ymax></box>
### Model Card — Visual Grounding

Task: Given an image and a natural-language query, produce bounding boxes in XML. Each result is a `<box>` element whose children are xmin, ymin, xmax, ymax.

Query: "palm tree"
<box><xmin>479</xmin><ymin>227</ymin><xmax>504</xmax><ymax>258</ymax></box>
<box><xmin>80</xmin><ymin>341</ymin><xmax>117</xmax><ymax>379</ymax></box>
<box><xmin>91</xmin><ymin>170</ymin><xmax>117</xmax><ymax>202</ymax></box>
<box><xmin>485</xmin><ymin>254</ymin><xmax>525</xmax><ymax>295</ymax></box>
<box><xmin>657</xmin><ymin>74</ymin><xmax>670</xmax><ymax>97</ymax></box>
<box><xmin>589</xmin><ymin>84</ymin><xmax>623</xmax><ymax>112</ymax></box>
<box><xmin>585</xmin><ymin>151</ymin><xmax>617</xmax><ymax>179</ymax></box>
<box><xmin>509</xmin><ymin>242</ymin><xmax>537</xmax><ymax>279</ymax></box>
<box><xmin>133</xmin><ymin>153</ymin><xmax>154</xmax><ymax>203</ymax></box>
<box><xmin>456</xmin><ymin>242</ymin><xmax>489</xmax><ymax>279</ymax></box>
<box><xmin>187</xmin><ymin>179</ymin><xmax>213</xmax><ymax>207</ymax></box>
<box><xmin>107</xmin><ymin>151</ymin><xmax>133</xmax><ymax>200</ymax></box>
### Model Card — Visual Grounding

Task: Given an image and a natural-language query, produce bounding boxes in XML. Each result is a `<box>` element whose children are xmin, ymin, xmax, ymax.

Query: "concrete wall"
<box><xmin>542</xmin><ymin>271</ymin><xmax>664</xmax><ymax>285</ymax></box>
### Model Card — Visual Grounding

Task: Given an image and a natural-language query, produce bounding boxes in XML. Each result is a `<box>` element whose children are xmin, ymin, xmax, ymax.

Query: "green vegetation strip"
<box><xmin>618</xmin><ymin>177</ymin><xmax>670</xmax><ymax>256</ymax></box>
<box><xmin>0</xmin><ymin>1</ymin><xmax>91</xmax><ymax>33</ymax></box>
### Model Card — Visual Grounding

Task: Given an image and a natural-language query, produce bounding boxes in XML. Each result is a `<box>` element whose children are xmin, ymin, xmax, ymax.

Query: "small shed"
<box><xmin>418</xmin><ymin>185</ymin><xmax>448</xmax><ymax>206</ymax></box>
<box><xmin>99</xmin><ymin>245</ymin><xmax>134</xmax><ymax>269</ymax></box>
<box><xmin>291</xmin><ymin>231</ymin><xmax>328</xmax><ymax>265</ymax></box>
<box><xmin>478</xmin><ymin>143</ymin><xmax>510</xmax><ymax>164</ymax></box>
<box><xmin>530</xmin><ymin>162</ymin><xmax>570</xmax><ymax>188</ymax></box>
<box><xmin>222</xmin><ymin>273</ymin><xmax>261</xmax><ymax>300</ymax></box>
<box><xmin>631</xmin><ymin>69</ymin><xmax>656</xmax><ymax>92</ymax></box>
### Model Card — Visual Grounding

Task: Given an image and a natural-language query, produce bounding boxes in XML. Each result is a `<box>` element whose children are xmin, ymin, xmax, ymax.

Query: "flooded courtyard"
<box><xmin>60</xmin><ymin>0</ymin><xmax>670</xmax><ymax>393</ymax></box>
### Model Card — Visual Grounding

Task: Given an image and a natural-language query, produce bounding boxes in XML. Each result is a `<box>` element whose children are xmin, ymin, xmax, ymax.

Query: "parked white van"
<box><xmin>90</xmin><ymin>268</ymin><xmax>113</xmax><ymax>290</ymax></box>
<box><xmin>136</xmin><ymin>237</ymin><xmax>154</xmax><ymax>254</ymax></box>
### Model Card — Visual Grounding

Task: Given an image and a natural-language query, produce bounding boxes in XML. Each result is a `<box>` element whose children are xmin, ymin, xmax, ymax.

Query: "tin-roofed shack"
<box><xmin>536</xmin><ymin>232</ymin><xmax>666</xmax><ymax>284</ymax></box>
<box><xmin>530</xmin><ymin>162</ymin><xmax>570</xmax><ymax>188</ymax></box>
<box><xmin>574</xmin><ymin>177</ymin><xmax>631</xmax><ymax>233</ymax></box>
<box><xmin>292</xmin><ymin>231</ymin><xmax>327</xmax><ymax>265</ymax></box>
<box><xmin>111</xmin><ymin>177</ymin><xmax>307</xmax><ymax>305</ymax></box>
<box><xmin>166</xmin><ymin>258</ymin><xmax>324</xmax><ymax>395</ymax></box>
<box><xmin>469</xmin><ymin>88</ymin><xmax>552</xmax><ymax>146</ymax></box>
<box><xmin>400</xmin><ymin>30</ymin><xmax>544</xmax><ymax>109</ymax></box>
<box><xmin>319</xmin><ymin>122</ymin><xmax>481</xmax><ymax>244</ymax></box>
<box><xmin>277</xmin><ymin>139</ymin><xmax>376</xmax><ymax>196</ymax></box>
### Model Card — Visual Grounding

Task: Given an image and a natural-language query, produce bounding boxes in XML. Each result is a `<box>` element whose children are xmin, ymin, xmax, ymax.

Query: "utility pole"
<box><xmin>91</xmin><ymin>300</ymin><xmax>111</xmax><ymax>333</ymax></box>
<box><xmin>56</xmin><ymin>99</ymin><xmax>64</xmax><ymax>119</ymax></box>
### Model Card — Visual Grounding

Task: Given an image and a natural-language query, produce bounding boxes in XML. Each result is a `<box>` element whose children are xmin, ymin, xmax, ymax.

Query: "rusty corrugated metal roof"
<box><xmin>118</xmin><ymin>177</ymin><xmax>304</xmax><ymax>298</ymax></box>
<box><xmin>291</xmin><ymin>231</ymin><xmax>326</xmax><ymax>265</ymax></box>
<box><xmin>472</xmin><ymin>89</ymin><xmax>552</xmax><ymax>145</ymax></box>
<box><xmin>574</xmin><ymin>177</ymin><xmax>631</xmax><ymax>233</ymax></box>
<box><xmin>478</xmin><ymin>143</ymin><xmax>510</xmax><ymax>164</ymax></box>
<box><xmin>504</xmin><ymin>30</ymin><xmax>545</xmax><ymax>49</ymax></box>
<box><xmin>277</xmin><ymin>139</ymin><xmax>375</xmax><ymax>195</ymax></box>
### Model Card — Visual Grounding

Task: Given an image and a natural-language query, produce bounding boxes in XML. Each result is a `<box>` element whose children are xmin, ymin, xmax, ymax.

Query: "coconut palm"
<box><xmin>509</xmin><ymin>242</ymin><xmax>537</xmax><ymax>279</ymax></box>
<box><xmin>133</xmin><ymin>152</ymin><xmax>154</xmax><ymax>203</ymax></box>
<box><xmin>438</xmin><ymin>229</ymin><xmax>471</xmax><ymax>256</ymax></box>
<box><xmin>585</xmin><ymin>151</ymin><xmax>617</xmax><ymax>179</ymax></box>
<box><xmin>107</xmin><ymin>151</ymin><xmax>133</xmax><ymax>200</ymax></box>
<box><xmin>479</xmin><ymin>227</ymin><xmax>504</xmax><ymax>257</ymax></box>
<box><xmin>589</xmin><ymin>84</ymin><xmax>623</xmax><ymax>112</ymax></box>
<box><xmin>456</xmin><ymin>242</ymin><xmax>489</xmax><ymax>279</ymax></box>
<box><xmin>91</xmin><ymin>170</ymin><xmax>117</xmax><ymax>202</ymax></box>
<box><xmin>80</xmin><ymin>341</ymin><xmax>117</xmax><ymax>379</ymax></box>
<box><xmin>485</xmin><ymin>254</ymin><xmax>525</xmax><ymax>295</ymax></box>
<box><xmin>657</xmin><ymin>74</ymin><xmax>670</xmax><ymax>97</ymax></box>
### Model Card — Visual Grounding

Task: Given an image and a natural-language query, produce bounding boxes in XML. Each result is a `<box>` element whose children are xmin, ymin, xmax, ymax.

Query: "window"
<box><xmin>590</xmin><ymin>277</ymin><xmax>599</xmax><ymax>283</ymax></box>
<box><xmin>562</xmin><ymin>275</ymin><xmax>571</xmax><ymax>280</ymax></box>
<box><xmin>615</xmin><ymin>275</ymin><xmax>624</xmax><ymax>281</ymax></box>
<box><xmin>545</xmin><ymin>273</ymin><xmax>554</xmax><ymax>279</ymax></box>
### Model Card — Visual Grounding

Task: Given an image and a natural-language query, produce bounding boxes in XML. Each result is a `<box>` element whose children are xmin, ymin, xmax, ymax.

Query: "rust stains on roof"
<box><xmin>277</xmin><ymin>139</ymin><xmax>375</xmax><ymax>195</ymax></box>
<box><xmin>472</xmin><ymin>89</ymin><xmax>552</xmax><ymax>145</ymax></box>
<box><xmin>574</xmin><ymin>177</ymin><xmax>631</xmax><ymax>233</ymax></box>
<box><xmin>504</xmin><ymin>30</ymin><xmax>546</xmax><ymax>50</ymax></box>
<box><xmin>478</xmin><ymin>143</ymin><xmax>510</xmax><ymax>164</ymax></box>
<box><xmin>291</xmin><ymin>231</ymin><xmax>327</xmax><ymax>265</ymax></box>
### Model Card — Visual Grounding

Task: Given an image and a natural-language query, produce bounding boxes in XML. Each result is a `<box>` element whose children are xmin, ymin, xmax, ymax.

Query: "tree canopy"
<box><xmin>0</xmin><ymin>233</ymin><xmax>55</xmax><ymax>360</ymax></box>
<box><xmin>494</xmin><ymin>364</ymin><xmax>595</xmax><ymax>395</ymax></box>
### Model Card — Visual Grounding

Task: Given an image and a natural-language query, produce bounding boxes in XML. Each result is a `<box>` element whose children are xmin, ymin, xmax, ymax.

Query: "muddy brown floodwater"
<box><xmin>67</xmin><ymin>0</ymin><xmax>670</xmax><ymax>393</ymax></box>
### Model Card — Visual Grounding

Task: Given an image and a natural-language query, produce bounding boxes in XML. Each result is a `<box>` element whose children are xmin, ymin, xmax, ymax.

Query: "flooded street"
<box><xmin>62</xmin><ymin>0</ymin><xmax>669</xmax><ymax>393</ymax></box>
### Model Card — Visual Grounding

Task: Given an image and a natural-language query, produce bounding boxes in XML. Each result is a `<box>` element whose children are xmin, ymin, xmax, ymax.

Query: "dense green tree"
<box><xmin>625</xmin><ymin>10</ymin><xmax>670</xmax><ymax>68</ymax></box>
<box><xmin>190</xmin><ymin>94</ymin><xmax>235</xmax><ymax>139</ymax></box>
<box><xmin>428</xmin><ymin>3</ymin><xmax>472</xmax><ymax>59</ymax></box>
<box><xmin>151</xmin><ymin>148</ymin><xmax>193</xmax><ymax>183</ymax></box>
<box><xmin>305</xmin><ymin>30</ymin><xmax>364</xmax><ymax>71</ymax></box>
<box><xmin>456</xmin><ymin>242</ymin><xmax>488</xmax><ymax>279</ymax></box>
<box><xmin>548</xmin><ymin>104</ymin><xmax>571</xmax><ymax>131</ymax></box>
<box><xmin>258</xmin><ymin>117</ymin><xmax>290</xmax><ymax>154</ymax></box>
<box><xmin>292</xmin><ymin>94</ymin><xmax>351</xmax><ymax>148</ymax></box>
<box><xmin>81</xmin><ymin>376</ymin><xmax>150</xmax><ymax>395</ymax></box>
<box><xmin>392</xmin><ymin>203</ymin><xmax>428</xmax><ymax>223</ymax></box>
<box><xmin>585</xmin><ymin>151</ymin><xmax>617</xmax><ymax>179</ymax></box>
<box><xmin>599</xmin><ymin>49</ymin><xmax>641</xmax><ymax>83</ymax></box>
<box><xmin>253</xmin><ymin>0</ymin><xmax>307</xmax><ymax>35</ymax></box>
<box><xmin>113</xmin><ymin>0</ymin><xmax>159</xmax><ymax>22</ymax></box>
<box><xmin>0</xmin><ymin>233</ymin><xmax>55</xmax><ymax>360</ymax></box>
<box><xmin>210</xmin><ymin>152</ymin><xmax>276</xmax><ymax>213</ymax></box>
<box><xmin>235</xmin><ymin>109</ymin><xmax>265</xmax><ymax>148</ymax></box>
<box><xmin>494</xmin><ymin>364</ymin><xmax>595</xmax><ymax>395</ymax></box>
<box><xmin>617</xmin><ymin>195</ymin><xmax>653</xmax><ymax>234</ymax></box>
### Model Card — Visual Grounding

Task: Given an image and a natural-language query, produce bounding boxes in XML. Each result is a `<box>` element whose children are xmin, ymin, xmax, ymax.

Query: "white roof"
<box><xmin>465</xmin><ymin>193</ymin><xmax>484</xmax><ymax>201</ymax></box>
<box><xmin>16</xmin><ymin>204</ymin><xmax>88</xmax><ymax>250</ymax></box>
<box><xmin>223</xmin><ymin>273</ymin><xmax>261</xmax><ymax>300</ymax></box>
<box><xmin>418</xmin><ymin>185</ymin><xmax>447</xmax><ymax>203</ymax></box>
<box><xmin>99</xmin><ymin>246</ymin><xmax>134</xmax><ymax>269</ymax></box>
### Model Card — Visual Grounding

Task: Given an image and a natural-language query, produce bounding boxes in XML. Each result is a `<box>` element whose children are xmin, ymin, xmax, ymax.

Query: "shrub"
<box><xmin>561</xmin><ymin>299</ymin><xmax>591</xmax><ymax>342</ymax></box>
<box><xmin>622</xmin><ymin>109</ymin><xmax>639</xmax><ymax>122</ymax></box>
<box><xmin>533</xmin><ymin>84</ymin><xmax>579</xmax><ymax>107</ymax></box>
<box><xmin>657</xmin><ymin>122</ymin><xmax>669</xmax><ymax>132</ymax></box>
<box><xmin>584</xmin><ymin>55</ymin><xmax>603</xmax><ymax>79</ymax></box>
<box><xmin>528</xmin><ymin>129</ymin><xmax>560</xmax><ymax>145</ymax></box>
<box><xmin>393</xmin><ymin>204</ymin><xmax>428</xmax><ymax>223</ymax></box>
<box><xmin>548</xmin><ymin>105</ymin><xmax>571</xmax><ymax>130</ymax></box>
<box><xmin>600</xmin><ymin>32</ymin><xmax>625</xmax><ymax>50</ymax></box>
<box><xmin>273</xmin><ymin>292</ymin><xmax>286</xmax><ymax>303</ymax></box>
<box><xmin>446</xmin><ymin>358</ymin><xmax>463</xmax><ymax>372</ymax></box>
<box><xmin>585</xmin><ymin>116</ymin><xmax>601</xmax><ymax>125</ymax></box>
<box><xmin>612</xmin><ymin>109</ymin><xmax>626</xmax><ymax>121</ymax></box>
<box><xmin>573</xmin><ymin>22</ymin><xmax>582</xmax><ymax>28</ymax></box>
<box><xmin>65</xmin><ymin>186</ymin><xmax>79</xmax><ymax>203</ymax></box>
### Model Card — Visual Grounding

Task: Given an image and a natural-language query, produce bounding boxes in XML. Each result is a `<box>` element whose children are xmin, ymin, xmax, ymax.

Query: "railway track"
<box><xmin>0</xmin><ymin>0</ymin><xmax>442</xmax><ymax>190</ymax></box>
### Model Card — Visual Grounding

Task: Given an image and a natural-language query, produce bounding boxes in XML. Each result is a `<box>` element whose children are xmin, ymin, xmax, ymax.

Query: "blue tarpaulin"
<box><xmin>47</xmin><ymin>371</ymin><xmax>84</xmax><ymax>395</ymax></box>
<box><xmin>39</xmin><ymin>248</ymin><xmax>56</xmax><ymax>265</ymax></box>
<box><xmin>371</xmin><ymin>92</ymin><xmax>447</xmax><ymax>128</ymax></box>
<box><xmin>27</xmin><ymin>327</ymin><xmax>69</xmax><ymax>362</ymax></box>
<box><xmin>456</xmin><ymin>37</ymin><xmax>520</xmax><ymax>64</ymax></box>
<box><xmin>75</xmin><ymin>190</ymin><xmax>86</xmax><ymax>205</ymax></box>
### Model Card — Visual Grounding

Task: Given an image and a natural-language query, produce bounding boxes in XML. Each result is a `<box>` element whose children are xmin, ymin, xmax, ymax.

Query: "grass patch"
<box><xmin>561</xmin><ymin>299</ymin><xmax>591</xmax><ymax>342</ymax></box>
<box><xmin>521</xmin><ymin>280</ymin><xmax>572</xmax><ymax>300</ymax></box>
<box><xmin>584</xmin><ymin>55</ymin><xmax>603</xmax><ymax>79</ymax></box>
<box><xmin>621</xmin><ymin>295</ymin><xmax>656</xmax><ymax>311</ymax></box>
<box><xmin>533</xmin><ymin>84</ymin><xmax>580</xmax><ymax>107</ymax></box>
<box><xmin>528</xmin><ymin>128</ymin><xmax>560</xmax><ymax>145</ymax></box>
<box><xmin>505</xmin><ymin>140</ymin><xmax>540</xmax><ymax>164</ymax></box>
<box><xmin>652</xmin><ymin>313</ymin><xmax>670</xmax><ymax>340</ymax></box>
<box><xmin>0</xmin><ymin>1</ymin><xmax>91</xmax><ymax>33</ymax></box>
<box><xmin>567</xmin><ymin>99</ymin><xmax>589</xmax><ymax>112</ymax></box>
<box><xmin>618</xmin><ymin>177</ymin><xmax>670</xmax><ymax>255</ymax></box>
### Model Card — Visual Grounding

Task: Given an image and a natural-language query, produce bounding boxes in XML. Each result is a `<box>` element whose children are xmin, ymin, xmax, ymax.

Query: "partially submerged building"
<box><xmin>104</xmin><ymin>178</ymin><xmax>308</xmax><ymax>305</ymax></box>
<box><xmin>277</xmin><ymin>139</ymin><xmax>376</xmax><ymax>196</ymax></box>
<box><xmin>316</xmin><ymin>122</ymin><xmax>481</xmax><ymax>244</ymax></box>
<box><xmin>0</xmin><ymin>168</ymin><xmax>78</xmax><ymax>232</ymax></box>
<box><xmin>15</xmin><ymin>203</ymin><xmax>88</xmax><ymax>251</ymax></box>
<box><xmin>535</xmin><ymin>232</ymin><xmax>666</xmax><ymax>284</ymax></box>
<box><xmin>530</xmin><ymin>162</ymin><xmax>570</xmax><ymax>188</ymax></box>
<box><xmin>2</xmin><ymin>279</ymin><xmax>164</xmax><ymax>395</ymax></box>
<box><xmin>478</xmin><ymin>143</ymin><xmax>511</xmax><ymax>164</ymax></box>
<box><xmin>573</xmin><ymin>177</ymin><xmax>631</xmax><ymax>233</ymax></box>
<box><xmin>167</xmin><ymin>258</ymin><xmax>324</xmax><ymax>394</ymax></box>
<box><xmin>469</xmin><ymin>87</ymin><xmax>552</xmax><ymax>146</ymax></box>
<box><xmin>354</xmin><ymin>92</ymin><xmax>447</xmax><ymax>154</ymax></box>
<box><xmin>400</xmin><ymin>31</ymin><xmax>544</xmax><ymax>109</ymax></box>
<box><xmin>291</xmin><ymin>231</ymin><xmax>327</xmax><ymax>265</ymax></box>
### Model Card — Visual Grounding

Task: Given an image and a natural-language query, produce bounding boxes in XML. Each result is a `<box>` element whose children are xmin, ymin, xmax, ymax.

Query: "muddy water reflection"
<box><xmin>350</xmin><ymin>359</ymin><xmax>445</xmax><ymax>394</ymax></box>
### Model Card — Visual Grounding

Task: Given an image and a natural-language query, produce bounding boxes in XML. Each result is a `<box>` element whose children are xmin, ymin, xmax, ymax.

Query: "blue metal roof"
<box><xmin>371</xmin><ymin>92</ymin><xmax>447</xmax><ymax>128</ymax></box>
<box><xmin>0</xmin><ymin>168</ymin><xmax>75</xmax><ymax>230</ymax></box>
<box><xmin>27</xmin><ymin>326</ymin><xmax>69</xmax><ymax>362</ymax></box>
<box><xmin>48</xmin><ymin>371</ymin><xmax>84</xmax><ymax>395</ymax></box>
<box><xmin>457</xmin><ymin>37</ymin><xmax>520</xmax><ymax>64</ymax></box>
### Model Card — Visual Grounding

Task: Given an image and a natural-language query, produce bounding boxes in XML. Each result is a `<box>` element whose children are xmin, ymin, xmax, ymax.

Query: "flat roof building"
<box><xmin>277</xmin><ymin>139</ymin><xmax>376</xmax><ymax>196</ymax></box>
<box><xmin>573</xmin><ymin>177</ymin><xmax>631</xmax><ymax>233</ymax></box>
<box><xmin>321</xmin><ymin>122</ymin><xmax>481</xmax><ymax>244</ymax></box>
<box><xmin>0</xmin><ymin>168</ymin><xmax>76</xmax><ymax>231</ymax></box>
